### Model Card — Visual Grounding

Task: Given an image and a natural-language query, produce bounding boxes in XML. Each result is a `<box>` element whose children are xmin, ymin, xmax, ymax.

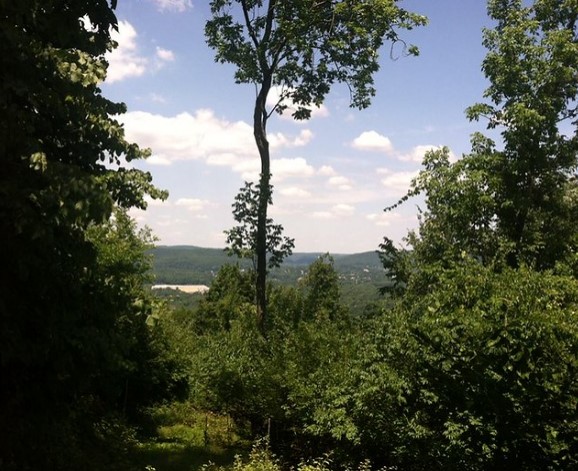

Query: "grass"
<box><xmin>131</xmin><ymin>403</ymin><xmax>249</xmax><ymax>471</ymax></box>
<box><xmin>134</xmin><ymin>440</ymin><xmax>241</xmax><ymax>471</ymax></box>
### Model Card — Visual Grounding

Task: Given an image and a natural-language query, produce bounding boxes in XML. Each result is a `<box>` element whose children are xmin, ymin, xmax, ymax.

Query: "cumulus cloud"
<box><xmin>294</xmin><ymin>129</ymin><xmax>314</xmax><ymax>146</ymax></box>
<box><xmin>273</xmin><ymin>158</ymin><xmax>315</xmax><ymax>180</ymax></box>
<box><xmin>351</xmin><ymin>130</ymin><xmax>394</xmax><ymax>153</ymax></box>
<box><xmin>318</xmin><ymin>165</ymin><xmax>337</xmax><ymax>177</ymax></box>
<box><xmin>121</xmin><ymin>109</ymin><xmax>318</xmax><ymax>182</ymax></box>
<box><xmin>175</xmin><ymin>198</ymin><xmax>209</xmax><ymax>212</ymax></box>
<box><xmin>310</xmin><ymin>204</ymin><xmax>355</xmax><ymax>220</ymax></box>
<box><xmin>377</xmin><ymin>168</ymin><xmax>418</xmax><ymax>194</ymax></box>
<box><xmin>121</xmin><ymin>109</ymin><xmax>255</xmax><ymax>162</ymax></box>
<box><xmin>398</xmin><ymin>144</ymin><xmax>455</xmax><ymax>163</ymax></box>
<box><xmin>231</xmin><ymin>156</ymin><xmax>316</xmax><ymax>183</ymax></box>
<box><xmin>333</xmin><ymin>204</ymin><xmax>355</xmax><ymax>216</ymax></box>
<box><xmin>150</xmin><ymin>93</ymin><xmax>168</xmax><ymax>104</ymax></box>
<box><xmin>366</xmin><ymin>211</ymin><xmax>402</xmax><ymax>227</ymax></box>
<box><xmin>146</xmin><ymin>154</ymin><xmax>172</xmax><ymax>166</ymax></box>
<box><xmin>106</xmin><ymin>21</ymin><xmax>147</xmax><ymax>83</ymax></box>
<box><xmin>269</xmin><ymin>128</ymin><xmax>314</xmax><ymax>148</ymax></box>
<box><xmin>351</xmin><ymin>131</ymin><xmax>455</xmax><ymax>165</ymax></box>
<box><xmin>311</xmin><ymin>211</ymin><xmax>334</xmax><ymax>220</ymax></box>
<box><xmin>279</xmin><ymin>186</ymin><xmax>312</xmax><ymax>198</ymax></box>
<box><xmin>106</xmin><ymin>21</ymin><xmax>175</xmax><ymax>83</ymax></box>
<box><xmin>156</xmin><ymin>47</ymin><xmax>175</xmax><ymax>62</ymax></box>
<box><xmin>327</xmin><ymin>175</ymin><xmax>353</xmax><ymax>191</ymax></box>
<box><xmin>266</xmin><ymin>86</ymin><xmax>330</xmax><ymax>122</ymax></box>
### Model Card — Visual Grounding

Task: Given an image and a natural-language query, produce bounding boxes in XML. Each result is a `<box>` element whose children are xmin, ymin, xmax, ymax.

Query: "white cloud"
<box><xmin>399</xmin><ymin>144</ymin><xmax>455</xmax><ymax>163</ymax></box>
<box><xmin>106</xmin><ymin>21</ymin><xmax>147</xmax><ymax>83</ymax></box>
<box><xmin>121</xmin><ymin>109</ymin><xmax>319</xmax><ymax>180</ymax></box>
<box><xmin>121</xmin><ymin>109</ymin><xmax>255</xmax><ymax>161</ymax></box>
<box><xmin>279</xmin><ymin>186</ymin><xmax>311</xmax><ymax>198</ymax></box>
<box><xmin>266</xmin><ymin>86</ymin><xmax>330</xmax><ymax>122</ymax></box>
<box><xmin>106</xmin><ymin>21</ymin><xmax>175</xmax><ymax>83</ymax></box>
<box><xmin>156</xmin><ymin>47</ymin><xmax>175</xmax><ymax>62</ymax></box>
<box><xmin>309</xmin><ymin>203</ymin><xmax>355</xmax><ymax>220</ymax></box>
<box><xmin>328</xmin><ymin>175</ymin><xmax>353</xmax><ymax>191</ymax></box>
<box><xmin>318</xmin><ymin>165</ymin><xmax>337</xmax><ymax>176</ymax></box>
<box><xmin>351</xmin><ymin>131</ymin><xmax>394</xmax><ymax>153</ymax></box>
<box><xmin>150</xmin><ymin>0</ymin><xmax>192</xmax><ymax>12</ymax></box>
<box><xmin>150</xmin><ymin>93</ymin><xmax>168</xmax><ymax>104</ymax></box>
<box><xmin>269</xmin><ymin>129</ymin><xmax>314</xmax><ymax>148</ymax></box>
<box><xmin>229</xmin><ymin>156</ymin><xmax>316</xmax><ymax>183</ymax></box>
<box><xmin>311</xmin><ymin>211</ymin><xmax>334</xmax><ymax>219</ymax></box>
<box><xmin>378</xmin><ymin>168</ymin><xmax>418</xmax><ymax>194</ymax></box>
<box><xmin>367</xmin><ymin>212</ymin><xmax>402</xmax><ymax>227</ymax></box>
<box><xmin>273</xmin><ymin>158</ymin><xmax>315</xmax><ymax>180</ymax></box>
<box><xmin>147</xmin><ymin>154</ymin><xmax>172</xmax><ymax>166</ymax></box>
<box><xmin>175</xmin><ymin>198</ymin><xmax>209</xmax><ymax>212</ymax></box>
<box><xmin>332</xmin><ymin>204</ymin><xmax>355</xmax><ymax>216</ymax></box>
<box><xmin>351</xmin><ymin>132</ymin><xmax>456</xmax><ymax>166</ymax></box>
<box><xmin>294</xmin><ymin>129</ymin><xmax>314</xmax><ymax>146</ymax></box>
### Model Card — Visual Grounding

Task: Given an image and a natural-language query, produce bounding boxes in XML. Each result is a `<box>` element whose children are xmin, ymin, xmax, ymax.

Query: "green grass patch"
<box><xmin>133</xmin><ymin>441</ymin><xmax>241</xmax><ymax>471</ymax></box>
<box><xmin>132</xmin><ymin>402</ymin><xmax>249</xmax><ymax>471</ymax></box>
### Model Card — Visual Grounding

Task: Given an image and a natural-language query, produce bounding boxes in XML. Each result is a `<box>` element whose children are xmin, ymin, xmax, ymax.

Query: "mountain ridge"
<box><xmin>149</xmin><ymin>245</ymin><xmax>383</xmax><ymax>285</ymax></box>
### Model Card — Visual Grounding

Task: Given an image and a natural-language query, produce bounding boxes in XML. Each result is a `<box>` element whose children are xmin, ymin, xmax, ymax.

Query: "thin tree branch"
<box><xmin>240</xmin><ymin>0</ymin><xmax>260</xmax><ymax>50</ymax></box>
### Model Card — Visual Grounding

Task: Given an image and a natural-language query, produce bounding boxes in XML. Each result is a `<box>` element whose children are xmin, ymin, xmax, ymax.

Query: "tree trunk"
<box><xmin>253</xmin><ymin>77</ymin><xmax>272</xmax><ymax>335</ymax></box>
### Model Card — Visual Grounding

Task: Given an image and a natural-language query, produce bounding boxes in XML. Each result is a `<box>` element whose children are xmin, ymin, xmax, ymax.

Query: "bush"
<box><xmin>351</xmin><ymin>262</ymin><xmax>578</xmax><ymax>470</ymax></box>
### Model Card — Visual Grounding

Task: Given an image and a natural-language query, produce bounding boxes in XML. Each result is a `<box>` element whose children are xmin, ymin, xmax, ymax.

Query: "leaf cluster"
<box><xmin>225</xmin><ymin>181</ymin><xmax>295</xmax><ymax>271</ymax></box>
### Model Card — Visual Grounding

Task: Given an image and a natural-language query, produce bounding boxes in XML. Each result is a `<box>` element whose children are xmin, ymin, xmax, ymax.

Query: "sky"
<box><xmin>101</xmin><ymin>0</ymin><xmax>496</xmax><ymax>254</ymax></box>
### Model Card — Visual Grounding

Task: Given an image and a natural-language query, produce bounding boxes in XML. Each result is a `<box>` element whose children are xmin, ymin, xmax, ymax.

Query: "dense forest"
<box><xmin>2</xmin><ymin>1</ymin><xmax>578</xmax><ymax>470</ymax></box>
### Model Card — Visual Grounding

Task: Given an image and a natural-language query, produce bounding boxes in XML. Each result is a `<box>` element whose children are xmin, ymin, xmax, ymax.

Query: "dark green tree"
<box><xmin>467</xmin><ymin>0</ymin><xmax>578</xmax><ymax>269</ymax></box>
<box><xmin>0</xmin><ymin>1</ymin><xmax>168</xmax><ymax>468</ymax></box>
<box><xmin>205</xmin><ymin>0</ymin><xmax>426</xmax><ymax>331</ymax></box>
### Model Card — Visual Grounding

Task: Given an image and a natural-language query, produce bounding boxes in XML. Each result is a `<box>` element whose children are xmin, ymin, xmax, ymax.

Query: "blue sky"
<box><xmin>102</xmin><ymin>0</ymin><xmax>495</xmax><ymax>253</ymax></box>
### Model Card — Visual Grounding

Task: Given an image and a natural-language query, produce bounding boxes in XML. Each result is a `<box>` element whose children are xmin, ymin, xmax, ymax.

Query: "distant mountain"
<box><xmin>149</xmin><ymin>245</ymin><xmax>384</xmax><ymax>285</ymax></box>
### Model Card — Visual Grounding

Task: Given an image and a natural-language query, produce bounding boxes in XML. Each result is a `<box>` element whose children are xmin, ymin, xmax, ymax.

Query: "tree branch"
<box><xmin>240</xmin><ymin>0</ymin><xmax>260</xmax><ymax>50</ymax></box>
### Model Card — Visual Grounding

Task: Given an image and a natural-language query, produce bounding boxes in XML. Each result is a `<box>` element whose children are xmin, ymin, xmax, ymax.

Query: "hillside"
<box><xmin>149</xmin><ymin>245</ymin><xmax>389</xmax><ymax>314</ymax></box>
<box><xmin>149</xmin><ymin>245</ymin><xmax>384</xmax><ymax>286</ymax></box>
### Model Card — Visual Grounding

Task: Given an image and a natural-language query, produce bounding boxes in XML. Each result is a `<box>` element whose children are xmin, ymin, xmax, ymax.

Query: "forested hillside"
<box><xmin>151</xmin><ymin>246</ymin><xmax>386</xmax><ymax>314</ymax></box>
<box><xmin>150</xmin><ymin>245</ymin><xmax>383</xmax><ymax>283</ymax></box>
<box><xmin>2</xmin><ymin>1</ymin><xmax>578</xmax><ymax>471</ymax></box>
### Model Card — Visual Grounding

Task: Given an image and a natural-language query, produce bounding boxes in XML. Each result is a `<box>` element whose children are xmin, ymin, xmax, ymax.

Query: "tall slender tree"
<box><xmin>205</xmin><ymin>0</ymin><xmax>426</xmax><ymax>331</ymax></box>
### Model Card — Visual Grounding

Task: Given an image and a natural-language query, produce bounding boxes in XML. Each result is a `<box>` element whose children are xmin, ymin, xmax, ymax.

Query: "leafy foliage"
<box><xmin>166</xmin><ymin>257</ymin><xmax>358</xmax><ymax>460</ymax></box>
<box><xmin>226</xmin><ymin>181</ymin><xmax>295</xmax><ymax>271</ymax></box>
<box><xmin>206</xmin><ymin>0</ymin><xmax>426</xmax><ymax>119</ymax></box>
<box><xmin>382</xmin><ymin>0</ymin><xmax>578</xmax><ymax>279</ymax></box>
<box><xmin>357</xmin><ymin>263</ymin><xmax>578</xmax><ymax>470</ymax></box>
<box><xmin>366</xmin><ymin>2</ymin><xmax>578</xmax><ymax>469</ymax></box>
<box><xmin>0</xmin><ymin>2</ymin><xmax>172</xmax><ymax>469</ymax></box>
